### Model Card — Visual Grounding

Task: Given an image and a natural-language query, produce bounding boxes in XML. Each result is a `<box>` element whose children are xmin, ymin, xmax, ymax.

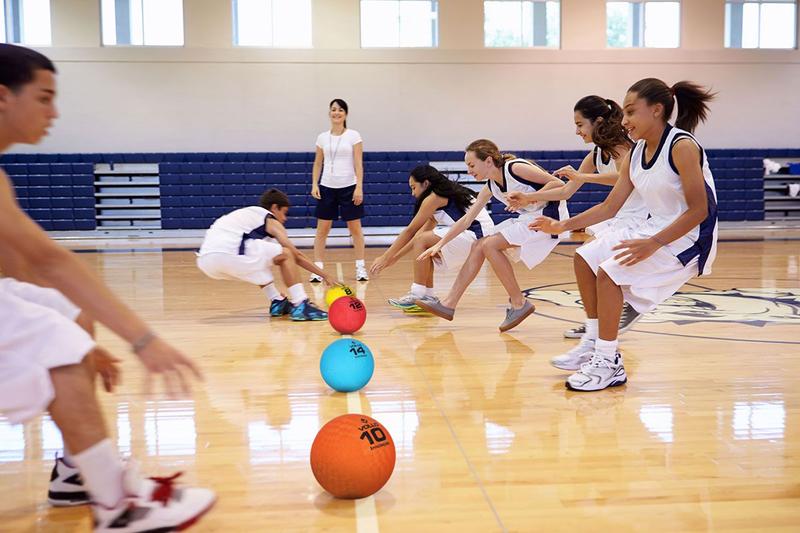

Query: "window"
<box><xmin>725</xmin><ymin>1</ymin><xmax>797</xmax><ymax>48</ymax></box>
<box><xmin>607</xmin><ymin>1</ymin><xmax>680</xmax><ymax>48</ymax></box>
<box><xmin>484</xmin><ymin>1</ymin><xmax>560</xmax><ymax>48</ymax></box>
<box><xmin>101</xmin><ymin>0</ymin><xmax>184</xmax><ymax>46</ymax></box>
<box><xmin>233</xmin><ymin>0</ymin><xmax>312</xmax><ymax>47</ymax></box>
<box><xmin>360</xmin><ymin>0</ymin><xmax>438</xmax><ymax>48</ymax></box>
<box><xmin>0</xmin><ymin>0</ymin><xmax>51</xmax><ymax>45</ymax></box>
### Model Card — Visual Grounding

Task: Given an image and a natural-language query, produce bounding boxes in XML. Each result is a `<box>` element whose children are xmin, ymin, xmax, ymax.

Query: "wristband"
<box><xmin>131</xmin><ymin>331</ymin><xmax>157</xmax><ymax>354</ymax></box>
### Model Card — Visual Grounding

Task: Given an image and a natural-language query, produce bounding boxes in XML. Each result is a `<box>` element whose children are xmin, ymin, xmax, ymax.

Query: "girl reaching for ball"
<box><xmin>415</xmin><ymin>139</ymin><xmax>571</xmax><ymax>332</ymax></box>
<box><xmin>369</xmin><ymin>164</ymin><xmax>494</xmax><ymax>311</ymax></box>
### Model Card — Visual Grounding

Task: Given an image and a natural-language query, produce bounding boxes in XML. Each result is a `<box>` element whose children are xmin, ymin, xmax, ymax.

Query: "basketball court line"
<box><xmin>346</xmin><ymin>390</ymin><xmax>381</xmax><ymax>533</ymax></box>
<box><xmin>366</xmin><ymin>280</ymin><xmax>508</xmax><ymax>532</ymax></box>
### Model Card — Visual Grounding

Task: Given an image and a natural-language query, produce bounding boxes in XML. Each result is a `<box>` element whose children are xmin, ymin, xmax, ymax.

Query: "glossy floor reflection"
<box><xmin>1</xmin><ymin>240</ymin><xmax>799</xmax><ymax>531</ymax></box>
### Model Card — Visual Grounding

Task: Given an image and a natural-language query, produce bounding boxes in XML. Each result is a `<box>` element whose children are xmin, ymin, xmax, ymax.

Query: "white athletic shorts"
<box><xmin>495</xmin><ymin>217</ymin><xmax>563</xmax><ymax>269</ymax></box>
<box><xmin>586</xmin><ymin>215</ymin><xmax>647</xmax><ymax>238</ymax></box>
<box><xmin>432</xmin><ymin>227</ymin><xmax>479</xmax><ymax>272</ymax></box>
<box><xmin>0</xmin><ymin>278</ymin><xmax>95</xmax><ymax>424</ymax></box>
<box><xmin>196</xmin><ymin>239</ymin><xmax>283</xmax><ymax>286</ymax></box>
<box><xmin>576</xmin><ymin>227</ymin><xmax>698</xmax><ymax>314</ymax></box>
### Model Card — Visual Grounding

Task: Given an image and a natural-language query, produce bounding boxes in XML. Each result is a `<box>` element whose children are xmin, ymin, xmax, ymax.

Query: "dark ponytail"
<box><xmin>628</xmin><ymin>78</ymin><xmax>716</xmax><ymax>133</ymax></box>
<box><xmin>410</xmin><ymin>164</ymin><xmax>476</xmax><ymax>215</ymax></box>
<box><xmin>330</xmin><ymin>98</ymin><xmax>349</xmax><ymax>128</ymax></box>
<box><xmin>574</xmin><ymin>95</ymin><xmax>632</xmax><ymax>159</ymax></box>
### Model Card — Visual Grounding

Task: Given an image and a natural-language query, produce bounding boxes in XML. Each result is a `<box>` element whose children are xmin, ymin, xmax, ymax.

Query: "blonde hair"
<box><xmin>465</xmin><ymin>139</ymin><xmax>517</xmax><ymax>168</ymax></box>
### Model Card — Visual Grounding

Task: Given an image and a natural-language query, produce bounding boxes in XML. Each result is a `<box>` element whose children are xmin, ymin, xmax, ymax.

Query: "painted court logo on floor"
<box><xmin>522</xmin><ymin>287</ymin><xmax>800</xmax><ymax>326</ymax></box>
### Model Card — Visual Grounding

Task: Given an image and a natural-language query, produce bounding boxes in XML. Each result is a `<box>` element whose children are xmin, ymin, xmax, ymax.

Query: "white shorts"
<box><xmin>196</xmin><ymin>239</ymin><xmax>283</xmax><ymax>286</ymax></box>
<box><xmin>576</xmin><ymin>228</ymin><xmax>698</xmax><ymax>314</ymax></box>
<box><xmin>0</xmin><ymin>278</ymin><xmax>95</xmax><ymax>424</ymax></box>
<box><xmin>495</xmin><ymin>217</ymin><xmax>563</xmax><ymax>269</ymax></box>
<box><xmin>432</xmin><ymin>227</ymin><xmax>478</xmax><ymax>271</ymax></box>
<box><xmin>586</xmin><ymin>215</ymin><xmax>647</xmax><ymax>238</ymax></box>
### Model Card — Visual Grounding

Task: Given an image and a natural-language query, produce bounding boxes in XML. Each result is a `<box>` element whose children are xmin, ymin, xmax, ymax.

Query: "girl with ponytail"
<box><xmin>414</xmin><ymin>139</ymin><xmax>570</xmax><ymax>332</ymax></box>
<box><xmin>532</xmin><ymin>78</ymin><xmax>718</xmax><ymax>392</ymax></box>
<box><xmin>369</xmin><ymin>164</ymin><xmax>494</xmax><ymax>310</ymax></box>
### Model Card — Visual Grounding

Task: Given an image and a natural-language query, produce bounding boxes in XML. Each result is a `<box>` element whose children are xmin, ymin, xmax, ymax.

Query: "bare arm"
<box><xmin>370</xmin><ymin>194</ymin><xmax>445</xmax><ymax>275</ymax></box>
<box><xmin>352</xmin><ymin>142</ymin><xmax>364</xmax><ymax>206</ymax></box>
<box><xmin>556</xmin><ymin>145</ymin><xmax>631</xmax><ymax>186</ymax></box>
<box><xmin>531</xmin><ymin>155</ymin><xmax>634</xmax><ymax>234</ymax></box>
<box><xmin>417</xmin><ymin>187</ymin><xmax>492</xmax><ymax>261</ymax></box>
<box><xmin>0</xmin><ymin>172</ymin><xmax>200</xmax><ymax>393</ymax></box>
<box><xmin>267</xmin><ymin>218</ymin><xmax>333</xmax><ymax>282</ymax></box>
<box><xmin>311</xmin><ymin>146</ymin><xmax>324</xmax><ymax>199</ymax></box>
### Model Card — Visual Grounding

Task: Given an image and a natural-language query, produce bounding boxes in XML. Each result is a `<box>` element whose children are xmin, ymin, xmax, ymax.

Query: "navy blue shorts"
<box><xmin>315</xmin><ymin>184</ymin><xmax>364</xmax><ymax>221</ymax></box>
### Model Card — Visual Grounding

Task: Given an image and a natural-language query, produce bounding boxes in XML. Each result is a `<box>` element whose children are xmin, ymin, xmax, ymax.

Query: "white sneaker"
<box><xmin>355</xmin><ymin>266</ymin><xmax>369</xmax><ymax>281</ymax></box>
<box><xmin>550</xmin><ymin>342</ymin><xmax>594</xmax><ymax>371</ymax></box>
<box><xmin>48</xmin><ymin>455</ymin><xmax>89</xmax><ymax>507</ymax></box>
<box><xmin>566</xmin><ymin>352</ymin><xmax>627</xmax><ymax>392</ymax></box>
<box><xmin>309</xmin><ymin>272</ymin><xmax>323</xmax><ymax>283</ymax></box>
<box><xmin>93</xmin><ymin>462</ymin><xmax>216</xmax><ymax>532</ymax></box>
<box><xmin>388</xmin><ymin>293</ymin><xmax>419</xmax><ymax>309</ymax></box>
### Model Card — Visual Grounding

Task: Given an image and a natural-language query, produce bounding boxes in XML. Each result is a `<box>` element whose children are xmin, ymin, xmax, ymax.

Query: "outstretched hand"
<box><xmin>528</xmin><ymin>216</ymin><xmax>564</xmax><ymax>234</ymax></box>
<box><xmin>417</xmin><ymin>243</ymin><xmax>442</xmax><ymax>262</ymax></box>
<box><xmin>136</xmin><ymin>336</ymin><xmax>203</xmax><ymax>399</ymax></box>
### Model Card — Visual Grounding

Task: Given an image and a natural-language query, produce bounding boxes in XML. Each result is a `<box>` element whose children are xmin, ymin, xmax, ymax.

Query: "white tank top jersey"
<box><xmin>199</xmin><ymin>206</ymin><xmax>278</xmax><ymax>256</ymax></box>
<box><xmin>628</xmin><ymin>124</ymin><xmax>718</xmax><ymax>276</ymax></box>
<box><xmin>432</xmin><ymin>196</ymin><xmax>495</xmax><ymax>239</ymax></box>
<box><xmin>316</xmin><ymin>129</ymin><xmax>363</xmax><ymax>189</ymax></box>
<box><xmin>592</xmin><ymin>146</ymin><xmax>649</xmax><ymax>226</ymax></box>
<box><xmin>489</xmin><ymin>158</ymin><xmax>569</xmax><ymax>236</ymax></box>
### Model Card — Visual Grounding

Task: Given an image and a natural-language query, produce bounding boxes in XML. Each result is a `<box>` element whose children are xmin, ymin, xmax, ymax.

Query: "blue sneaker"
<box><xmin>290</xmin><ymin>299</ymin><xmax>328</xmax><ymax>321</ymax></box>
<box><xmin>270</xmin><ymin>297</ymin><xmax>292</xmax><ymax>317</ymax></box>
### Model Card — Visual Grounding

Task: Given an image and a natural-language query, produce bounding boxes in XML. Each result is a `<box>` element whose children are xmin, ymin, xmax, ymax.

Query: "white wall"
<box><xmin>15</xmin><ymin>0</ymin><xmax>800</xmax><ymax>153</ymax></box>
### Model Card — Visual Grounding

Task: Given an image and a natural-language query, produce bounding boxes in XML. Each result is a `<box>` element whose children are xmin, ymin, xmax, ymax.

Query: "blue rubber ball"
<box><xmin>320</xmin><ymin>339</ymin><xmax>375</xmax><ymax>392</ymax></box>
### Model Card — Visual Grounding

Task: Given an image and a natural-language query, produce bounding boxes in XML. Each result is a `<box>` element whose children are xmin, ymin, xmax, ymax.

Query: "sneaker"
<box><xmin>290</xmin><ymin>299</ymin><xmax>328</xmax><ymax>321</ymax></box>
<box><xmin>388</xmin><ymin>293</ymin><xmax>420</xmax><ymax>310</ymax></box>
<box><xmin>563</xmin><ymin>303</ymin><xmax>642</xmax><ymax>339</ymax></box>
<box><xmin>563</xmin><ymin>324</ymin><xmax>585</xmax><ymax>339</ymax></box>
<box><xmin>618</xmin><ymin>303</ymin><xmax>642</xmax><ymax>334</ymax></box>
<box><xmin>48</xmin><ymin>455</ymin><xmax>89</xmax><ymax>507</ymax></box>
<box><xmin>566</xmin><ymin>352</ymin><xmax>627</xmax><ymax>392</ymax></box>
<box><xmin>402</xmin><ymin>295</ymin><xmax>439</xmax><ymax>313</ymax></box>
<box><xmin>93</xmin><ymin>463</ymin><xmax>216</xmax><ymax>532</ymax></box>
<box><xmin>414</xmin><ymin>297</ymin><xmax>455</xmax><ymax>321</ymax></box>
<box><xmin>309</xmin><ymin>272</ymin><xmax>323</xmax><ymax>283</ymax></box>
<box><xmin>498</xmin><ymin>301</ymin><xmax>536</xmax><ymax>332</ymax></box>
<box><xmin>269</xmin><ymin>297</ymin><xmax>292</xmax><ymax>317</ymax></box>
<box><xmin>355</xmin><ymin>266</ymin><xmax>369</xmax><ymax>282</ymax></box>
<box><xmin>550</xmin><ymin>342</ymin><xmax>595</xmax><ymax>371</ymax></box>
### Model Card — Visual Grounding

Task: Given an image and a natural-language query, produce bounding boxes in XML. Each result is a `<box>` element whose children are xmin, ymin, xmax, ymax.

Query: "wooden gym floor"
<box><xmin>1</xmin><ymin>238</ymin><xmax>798</xmax><ymax>532</ymax></box>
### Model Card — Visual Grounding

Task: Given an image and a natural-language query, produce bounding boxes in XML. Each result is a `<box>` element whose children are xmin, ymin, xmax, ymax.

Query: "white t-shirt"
<box><xmin>316</xmin><ymin>129</ymin><xmax>363</xmax><ymax>189</ymax></box>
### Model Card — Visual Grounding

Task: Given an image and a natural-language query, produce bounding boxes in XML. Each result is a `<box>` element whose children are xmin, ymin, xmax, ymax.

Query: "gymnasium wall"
<box><xmin>10</xmin><ymin>0</ymin><xmax>800</xmax><ymax>154</ymax></box>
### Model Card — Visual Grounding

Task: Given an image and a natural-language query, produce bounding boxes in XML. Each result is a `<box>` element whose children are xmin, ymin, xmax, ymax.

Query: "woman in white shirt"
<box><xmin>309</xmin><ymin>99</ymin><xmax>367</xmax><ymax>282</ymax></box>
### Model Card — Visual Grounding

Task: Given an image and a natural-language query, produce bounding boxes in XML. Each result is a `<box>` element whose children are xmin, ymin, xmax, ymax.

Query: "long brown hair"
<box><xmin>628</xmin><ymin>78</ymin><xmax>716</xmax><ymax>133</ymax></box>
<box><xmin>574</xmin><ymin>95</ymin><xmax>632</xmax><ymax>159</ymax></box>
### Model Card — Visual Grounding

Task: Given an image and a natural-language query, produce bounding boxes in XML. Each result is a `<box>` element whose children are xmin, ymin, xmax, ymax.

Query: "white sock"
<box><xmin>425</xmin><ymin>287</ymin><xmax>435</xmax><ymax>297</ymax></box>
<box><xmin>288</xmin><ymin>283</ymin><xmax>307</xmax><ymax>305</ymax></box>
<box><xmin>580</xmin><ymin>318</ymin><xmax>599</xmax><ymax>345</ymax></box>
<box><xmin>410</xmin><ymin>283</ymin><xmax>427</xmax><ymax>297</ymax></box>
<box><xmin>70</xmin><ymin>439</ymin><xmax>124</xmax><ymax>508</ymax></box>
<box><xmin>355</xmin><ymin>259</ymin><xmax>365</xmax><ymax>268</ymax></box>
<box><xmin>262</xmin><ymin>283</ymin><xmax>281</xmax><ymax>301</ymax></box>
<box><xmin>595</xmin><ymin>338</ymin><xmax>618</xmax><ymax>361</ymax></box>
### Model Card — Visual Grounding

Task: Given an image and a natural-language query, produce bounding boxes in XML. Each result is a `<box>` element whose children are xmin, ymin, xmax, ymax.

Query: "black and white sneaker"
<box><xmin>562</xmin><ymin>303</ymin><xmax>642</xmax><ymax>339</ymax></box>
<box><xmin>48</xmin><ymin>455</ymin><xmax>89</xmax><ymax>507</ymax></box>
<box><xmin>563</xmin><ymin>324</ymin><xmax>585</xmax><ymax>339</ymax></box>
<box><xmin>566</xmin><ymin>352</ymin><xmax>627</xmax><ymax>392</ymax></box>
<box><xmin>618</xmin><ymin>303</ymin><xmax>642</xmax><ymax>334</ymax></box>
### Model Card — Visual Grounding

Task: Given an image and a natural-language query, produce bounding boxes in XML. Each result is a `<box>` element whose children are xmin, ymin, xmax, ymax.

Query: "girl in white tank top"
<box><xmin>531</xmin><ymin>79</ymin><xmax>718</xmax><ymax>393</ymax></box>
<box><xmin>415</xmin><ymin>139</ymin><xmax>570</xmax><ymax>333</ymax></box>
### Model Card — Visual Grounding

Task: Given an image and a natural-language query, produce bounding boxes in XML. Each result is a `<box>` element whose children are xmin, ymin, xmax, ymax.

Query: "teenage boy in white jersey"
<box><xmin>0</xmin><ymin>43</ymin><xmax>214</xmax><ymax>531</ymax></box>
<box><xmin>197</xmin><ymin>188</ymin><xmax>334</xmax><ymax>320</ymax></box>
